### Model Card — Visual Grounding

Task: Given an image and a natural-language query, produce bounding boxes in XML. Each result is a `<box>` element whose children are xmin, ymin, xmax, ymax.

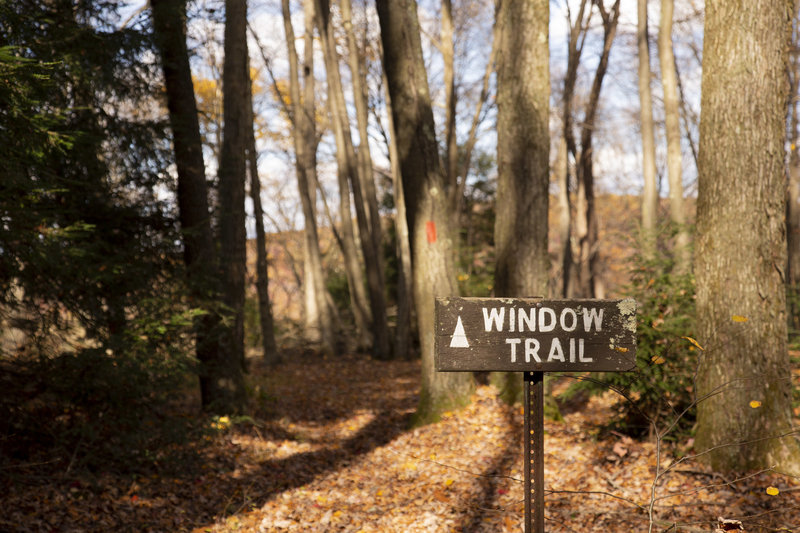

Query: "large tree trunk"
<box><xmin>695</xmin><ymin>0</ymin><xmax>800</xmax><ymax>474</ymax></box>
<box><xmin>658</xmin><ymin>0</ymin><xmax>690</xmax><ymax>274</ymax></box>
<box><xmin>214</xmin><ymin>0</ymin><xmax>249</xmax><ymax>412</ymax></box>
<box><xmin>377</xmin><ymin>0</ymin><xmax>473</xmax><ymax>424</ymax></box>
<box><xmin>317</xmin><ymin>0</ymin><xmax>391</xmax><ymax>359</ymax></box>
<box><xmin>245</xmin><ymin>65</ymin><xmax>279</xmax><ymax>365</ymax></box>
<box><xmin>281</xmin><ymin>0</ymin><xmax>337</xmax><ymax>355</ymax></box>
<box><xmin>492</xmin><ymin>0</ymin><xmax>550</xmax><ymax>404</ymax></box>
<box><xmin>638</xmin><ymin>0</ymin><xmax>658</xmax><ymax>252</ymax></box>
<box><xmin>151</xmin><ymin>0</ymin><xmax>238</xmax><ymax>412</ymax></box>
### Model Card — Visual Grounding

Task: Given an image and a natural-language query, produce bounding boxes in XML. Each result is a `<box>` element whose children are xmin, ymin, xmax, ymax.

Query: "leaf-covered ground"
<box><xmin>3</xmin><ymin>352</ymin><xmax>799</xmax><ymax>532</ymax></box>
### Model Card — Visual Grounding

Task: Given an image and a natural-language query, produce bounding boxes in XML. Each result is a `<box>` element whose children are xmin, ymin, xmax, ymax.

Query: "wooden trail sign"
<box><xmin>436</xmin><ymin>297</ymin><xmax>637</xmax><ymax>372</ymax></box>
<box><xmin>435</xmin><ymin>297</ymin><xmax>637</xmax><ymax>533</ymax></box>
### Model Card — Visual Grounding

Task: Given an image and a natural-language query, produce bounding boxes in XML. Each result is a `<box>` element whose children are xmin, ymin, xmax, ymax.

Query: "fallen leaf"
<box><xmin>433</xmin><ymin>490</ymin><xmax>448</xmax><ymax>503</ymax></box>
<box><xmin>682</xmin><ymin>336</ymin><xmax>705</xmax><ymax>350</ymax></box>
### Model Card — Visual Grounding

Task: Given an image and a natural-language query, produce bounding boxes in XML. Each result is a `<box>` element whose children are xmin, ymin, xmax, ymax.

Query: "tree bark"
<box><xmin>214</xmin><ymin>0</ymin><xmax>250</xmax><ymax>412</ymax></box>
<box><xmin>638</xmin><ymin>0</ymin><xmax>658</xmax><ymax>253</ymax></box>
<box><xmin>245</xmin><ymin>64</ymin><xmax>280</xmax><ymax>365</ymax></box>
<box><xmin>151</xmin><ymin>0</ymin><xmax>238</xmax><ymax>412</ymax></box>
<box><xmin>492</xmin><ymin>0</ymin><xmax>550</xmax><ymax>404</ymax></box>
<box><xmin>377</xmin><ymin>0</ymin><xmax>473</xmax><ymax>424</ymax></box>
<box><xmin>281</xmin><ymin>0</ymin><xmax>337</xmax><ymax>354</ymax></box>
<box><xmin>695</xmin><ymin>0</ymin><xmax>800</xmax><ymax>474</ymax></box>
<box><xmin>658</xmin><ymin>0</ymin><xmax>690</xmax><ymax>274</ymax></box>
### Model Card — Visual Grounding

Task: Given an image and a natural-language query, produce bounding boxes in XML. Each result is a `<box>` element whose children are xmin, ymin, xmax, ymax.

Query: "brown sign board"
<box><xmin>435</xmin><ymin>297</ymin><xmax>637</xmax><ymax>372</ymax></box>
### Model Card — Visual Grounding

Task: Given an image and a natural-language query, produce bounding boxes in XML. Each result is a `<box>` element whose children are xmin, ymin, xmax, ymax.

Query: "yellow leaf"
<box><xmin>682</xmin><ymin>336</ymin><xmax>704</xmax><ymax>351</ymax></box>
<box><xmin>333</xmin><ymin>510</ymin><xmax>343</xmax><ymax>518</ymax></box>
<box><xmin>651</xmin><ymin>355</ymin><xmax>665</xmax><ymax>365</ymax></box>
<box><xmin>750</xmin><ymin>400</ymin><xmax>762</xmax><ymax>408</ymax></box>
<box><xmin>766</xmin><ymin>486</ymin><xmax>780</xmax><ymax>496</ymax></box>
<box><xmin>445</xmin><ymin>479</ymin><xmax>454</xmax><ymax>486</ymax></box>
<box><xmin>614</xmin><ymin>346</ymin><xmax>629</xmax><ymax>353</ymax></box>
<box><xmin>376</xmin><ymin>490</ymin><xmax>383</xmax><ymax>497</ymax></box>
<box><xmin>732</xmin><ymin>315</ymin><xmax>748</xmax><ymax>322</ymax></box>
<box><xmin>402</xmin><ymin>460</ymin><xmax>417</xmax><ymax>471</ymax></box>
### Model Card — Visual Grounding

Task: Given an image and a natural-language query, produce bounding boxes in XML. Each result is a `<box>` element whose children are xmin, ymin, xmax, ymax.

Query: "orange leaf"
<box><xmin>732</xmin><ymin>315</ymin><xmax>748</xmax><ymax>322</ymax></box>
<box><xmin>433</xmin><ymin>489</ymin><xmax>449</xmax><ymax>503</ymax></box>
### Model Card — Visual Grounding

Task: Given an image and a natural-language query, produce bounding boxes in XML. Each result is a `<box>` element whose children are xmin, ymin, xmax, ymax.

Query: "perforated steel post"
<box><xmin>524</xmin><ymin>371</ymin><xmax>545</xmax><ymax>533</ymax></box>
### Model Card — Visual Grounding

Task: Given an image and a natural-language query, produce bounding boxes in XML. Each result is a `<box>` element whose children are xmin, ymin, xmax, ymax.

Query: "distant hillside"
<box><xmin>249</xmin><ymin>194</ymin><xmax>695</xmax><ymax>328</ymax></box>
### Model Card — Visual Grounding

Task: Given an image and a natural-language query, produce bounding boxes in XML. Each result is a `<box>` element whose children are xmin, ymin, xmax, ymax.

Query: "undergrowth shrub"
<box><xmin>0</xmin><ymin>287</ymin><xmax>202</xmax><ymax>476</ymax></box>
<box><xmin>564</xmin><ymin>249</ymin><xmax>697</xmax><ymax>439</ymax></box>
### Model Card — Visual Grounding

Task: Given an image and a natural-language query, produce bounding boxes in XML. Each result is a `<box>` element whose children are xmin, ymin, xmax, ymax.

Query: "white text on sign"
<box><xmin>482</xmin><ymin>306</ymin><xmax>604</xmax><ymax>363</ymax></box>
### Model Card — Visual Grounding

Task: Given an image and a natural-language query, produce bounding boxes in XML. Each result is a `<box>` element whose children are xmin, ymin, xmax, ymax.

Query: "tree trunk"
<box><xmin>638</xmin><ymin>0</ymin><xmax>658</xmax><ymax>253</ymax></box>
<box><xmin>574</xmin><ymin>0</ymin><xmax>619</xmax><ymax>299</ymax></box>
<box><xmin>281</xmin><ymin>0</ymin><xmax>337</xmax><ymax>355</ymax></box>
<box><xmin>381</xmin><ymin>55</ymin><xmax>415</xmax><ymax>360</ymax></box>
<box><xmin>491</xmin><ymin>0</ymin><xmax>550</xmax><ymax>404</ymax></box>
<box><xmin>245</xmin><ymin>64</ymin><xmax>280</xmax><ymax>365</ymax></box>
<box><xmin>213</xmin><ymin>0</ymin><xmax>249</xmax><ymax>412</ymax></box>
<box><xmin>555</xmin><ymin>136</ymin><xmax>573</xmax><ymax>298</ymax></box>
<box><xmin>377</xmin><ymin>0</ymin><xmax>473</xmax><ymax>424</ymax></box>
<box><xmin>658</xmin><ymin>0</ymin><xmax>690</xmax><ymax>274</ymax></box>
<box><xmin>342</xmin><ymin>0</ymin><xmax>392</xmax><ymax>359</ymax></box>
<box><xmin>786</xmin><ymin>0</ymin><xmax>800</xmax><ymax>332</ymax></box>
<box><xmin>560</xmin><ymin>0</ymin><xmax>590</xmax><ymax>298</ymax></box>
<box><xmin>316</xmin><ymin>7</ymin><xmax>372</xmax><ymax>351</ymax></box>
<box><xmin>317</xmin><ymin>0</ymin><xmax>391</xmax><ymax>359</ymax></box>
<box><xmin>150</xmin><ymin>0</ymin><xmax>236</xmax><ymax>412</ymax></box>
<box><xmin>695</xmin><ymin>0</ymin><xmax>800</xmax><ymax>474</ymax></box>
<box><xmin>441</xmin><ymin>0</ymin><xmax>458</xmax><ymax>195</ymax></box>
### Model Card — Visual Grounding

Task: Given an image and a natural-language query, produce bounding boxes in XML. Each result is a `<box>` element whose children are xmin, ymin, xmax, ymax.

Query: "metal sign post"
<box><xmin>435</xmin><ymin>297</ymin><xmax>637</xmax><ymax>532</ymax></box>
<box><xmin>525</xmin><ymin>371</ymin><xmax>545</xmax><ymax>533</ymax></box>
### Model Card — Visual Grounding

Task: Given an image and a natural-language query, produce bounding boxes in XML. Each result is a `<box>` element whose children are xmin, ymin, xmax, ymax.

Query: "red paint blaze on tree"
<box><xmin>426</xmin><ymin>221</ymin><xmax>436</xmax><ymax>243</ymax></box>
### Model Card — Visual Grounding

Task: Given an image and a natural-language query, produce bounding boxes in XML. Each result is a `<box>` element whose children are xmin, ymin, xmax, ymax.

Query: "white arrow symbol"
<box><xmin>450</xmin><ymin>316</ymin><xmax>470</xmax><ymax>348</ymax></box>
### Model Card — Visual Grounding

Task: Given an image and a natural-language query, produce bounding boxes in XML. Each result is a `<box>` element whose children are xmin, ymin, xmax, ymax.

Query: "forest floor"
<box><xmin>3</xmin><ymin>351</ymin><xmax>800</xmax><ymax>532</ymax></box>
